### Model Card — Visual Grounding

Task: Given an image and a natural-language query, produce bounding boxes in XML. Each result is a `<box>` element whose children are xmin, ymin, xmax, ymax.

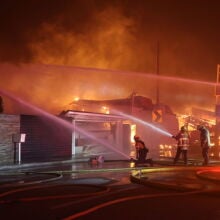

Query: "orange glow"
<box><xmin>101</xmin><ymin>106</ymin><xmax>110</xmax><ymax>114</ymax></box>
<box><xmin>159</xmin><ymin>144</ymin><xmax>175</xmax><ymax>157</ymax></box>
<box><xmin>130</xmin><ymin>124</ymin><xmax>136</xmax><ymax>143</ymax></box>
<box><xmin>130</xmin><ymin>161</ymin><xmax>135</xmax><ymax>168</ymax></box>
<box><xmin>74</xmin><ymin>97</ymin><xmax>80</xmax><ymax>102</ymax></box>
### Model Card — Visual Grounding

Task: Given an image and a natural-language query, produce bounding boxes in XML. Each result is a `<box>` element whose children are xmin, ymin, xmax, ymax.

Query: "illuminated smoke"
<box><xmin>0</xmin><ymin>63</ymin><xmax>216</xmax><ymax>115</ymax></box>
<box><xmin>0</xmin><ymin>3</ymin><xmax>219</xmax><ymax>115</ymax></box>
<box><xmin>0</xmin><ymin>61</ymin><xmax>216</xmax><ymax>116</ymax></box>
<box><xmin>30</xmin><ymin>7</ymin><xmax>137</xmax><ymax>69</ymax></box>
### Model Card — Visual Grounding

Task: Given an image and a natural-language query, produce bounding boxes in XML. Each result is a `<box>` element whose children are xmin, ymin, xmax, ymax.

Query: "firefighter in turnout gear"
<box><xmin>134</xmin><ymin>135</ymin><xmax>153</xmax><ymax>166</ymax></box>
<box><xmin>172</xmin><ymin>126</ymin><xmax>190</xmax><ymax>165</ymax></box>
<box><xmin>197</xmin><ymin>125</ymin><xmax>211</xmax><ymax>166</ymax></box>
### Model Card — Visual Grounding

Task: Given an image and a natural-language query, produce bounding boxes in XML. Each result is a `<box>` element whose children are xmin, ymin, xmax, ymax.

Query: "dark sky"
<box><xmin>0</xmin><ymin>0</ymin><xmax>220</xmax><ymax>114</ymax></box>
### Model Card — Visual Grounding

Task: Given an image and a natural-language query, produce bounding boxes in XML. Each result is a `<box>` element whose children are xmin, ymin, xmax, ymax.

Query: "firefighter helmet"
<box><xmin>134</xmin><ymin>135</ymin><xmax>140</xmax><ymax>140</ymax></box>
<box><xmin>197</xmin><ymin>125</ymin><xmax>204</xmax><ymax>130</ymax></box>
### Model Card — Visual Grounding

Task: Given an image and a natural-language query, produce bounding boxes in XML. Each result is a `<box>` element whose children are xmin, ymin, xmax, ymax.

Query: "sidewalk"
<box><xmin>0</xmin><ymin>155</ymin><xmax>90</xmax><ymax>171</ymax></box>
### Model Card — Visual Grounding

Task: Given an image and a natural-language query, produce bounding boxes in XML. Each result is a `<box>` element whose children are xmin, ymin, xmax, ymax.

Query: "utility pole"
<box><xmin>130</xmin><ymin>91</ymin><xmax>136</xmax><ymax>115</ymax></box>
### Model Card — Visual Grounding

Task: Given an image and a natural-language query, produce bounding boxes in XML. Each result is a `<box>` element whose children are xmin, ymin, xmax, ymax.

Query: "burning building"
<box><xmin>64</xmin><ymin>93</ymin><xmax>179</xmax><ymax>159</ymax></box>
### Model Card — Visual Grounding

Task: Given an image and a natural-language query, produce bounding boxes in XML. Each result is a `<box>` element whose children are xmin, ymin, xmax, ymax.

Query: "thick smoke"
<box><xmin>0</xmin><ymin>1</ymin><xmax>219</xmax><ymax>114</ymax></box>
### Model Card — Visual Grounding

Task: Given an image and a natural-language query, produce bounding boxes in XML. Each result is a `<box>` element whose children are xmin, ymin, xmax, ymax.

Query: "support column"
<box><xmin>115</xmin><ymin>120</ymin><xmax>123</xmax><ymax>152</ymax></box>
<box><xmin>71</xmin><ymin>119</ymin><xmax>76</xmax><ymax>155</ymax></box>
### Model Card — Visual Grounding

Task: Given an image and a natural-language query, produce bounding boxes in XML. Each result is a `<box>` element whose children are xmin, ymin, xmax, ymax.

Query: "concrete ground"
<box><xmin>1</xmin><ymin>157</ymin><xmax>220</xmax><ymax>219</ymax></box>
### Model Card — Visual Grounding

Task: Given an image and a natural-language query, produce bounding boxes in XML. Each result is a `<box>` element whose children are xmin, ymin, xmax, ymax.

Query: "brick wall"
<box><xmin>0</xmin><ymin>114</ymin><xmax>20</xmax><ymax>164</ymax></box>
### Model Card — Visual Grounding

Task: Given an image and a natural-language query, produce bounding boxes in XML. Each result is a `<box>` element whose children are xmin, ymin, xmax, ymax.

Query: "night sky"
<box><xmin>0</xmin><ymin>0</ymin><xmax>220</xmax><ymax>115</ymax></box>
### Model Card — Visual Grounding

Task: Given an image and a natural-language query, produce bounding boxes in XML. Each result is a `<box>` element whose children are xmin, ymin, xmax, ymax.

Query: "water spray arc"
<box><xmin>47</xmin><ymin>64</ymin><xmax>217</xmax><ymax>87</ymax></box>
<box><xmin>112</xmin><ymin>109</ymin><xmax>173</xmax><ymax>137</ymax></box>
<box><xmin>0</xmin><ymin>89</ymin><xmax>130</xmax><ymax>160</ymax></box>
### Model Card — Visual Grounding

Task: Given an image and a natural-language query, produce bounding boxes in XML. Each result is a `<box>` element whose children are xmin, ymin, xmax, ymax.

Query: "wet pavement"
<box><xmin>1</xmin><ymin>158</ymin><xmax>220</xmax><ymax>219</ymax></box>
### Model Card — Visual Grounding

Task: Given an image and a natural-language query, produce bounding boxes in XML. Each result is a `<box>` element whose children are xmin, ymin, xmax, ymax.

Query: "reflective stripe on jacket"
<box><xmin>174</xmin><ymin>131</ymin><xmax>190</xmax><ymax>150</ymax></box>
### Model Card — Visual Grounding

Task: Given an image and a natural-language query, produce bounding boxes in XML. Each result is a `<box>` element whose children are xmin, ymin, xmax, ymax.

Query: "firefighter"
<box><xmin>133</xmin><ymin>135</ymin><xmax>153</xmax><ymax>166</ymax></box>
<box><xmin>197</xmin><ymin>125</ymin><xmax>211</xmax><ymax>166</ymax></box>
<box><xmin>172</xmin><ymin>126</ymin><xmax>190</xmax><ymax>165</ymax></box>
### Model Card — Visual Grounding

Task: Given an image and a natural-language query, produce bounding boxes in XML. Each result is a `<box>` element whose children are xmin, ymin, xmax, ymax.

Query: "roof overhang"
<box><xmin>63</xmin><ymin>110</ymin><xmax>128</xmax><ymax>123</ymax></box>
